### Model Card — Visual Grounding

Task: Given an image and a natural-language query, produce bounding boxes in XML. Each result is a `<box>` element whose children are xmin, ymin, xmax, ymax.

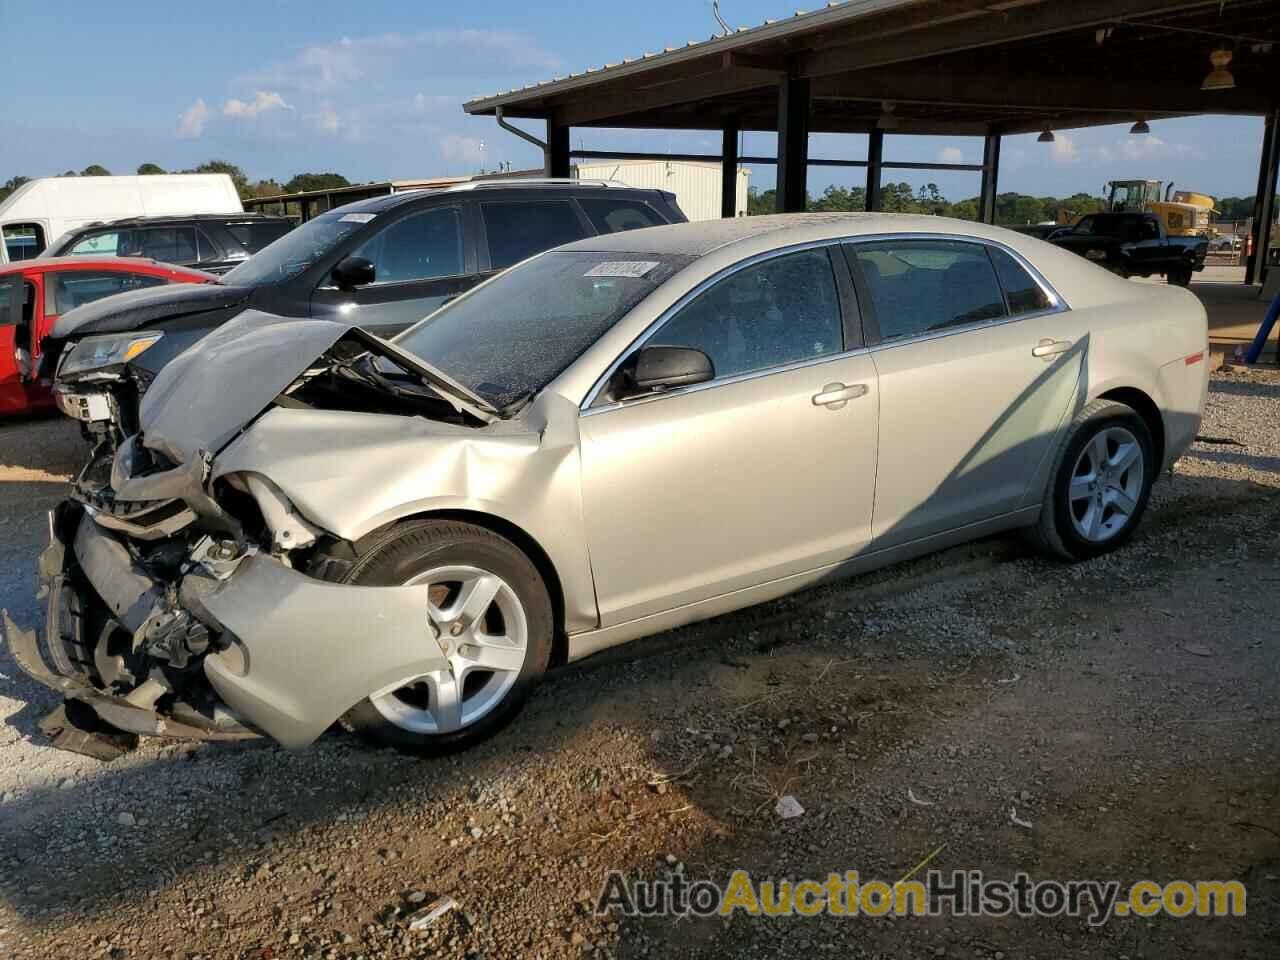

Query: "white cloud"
<box><xmin>223</xmin><ymin>90</ymin><xmax>294</xmax><ymax>119</ymax></box>
<box><xmin>244</xmin><ymin>30</ymin><xmax>561</xmax><ymax>95</ymax></box>
<box><xmin>937</xmin><ymin>146</ymin><xmax>964</xmax><ymax>164</ymax></box>
<box><xmin>1051</xmin><ymin>133</ymin><xmax>1080</xmax><ymax>165</ymax></box>
<box><xmin>441</xmin><ymin>135</ymin><xmax>486</xmax><ymax>166</ymax></box>
<box><xmin>176</xmin><ymin>98</ymin><xmax>208</xmax><ymax>138</ymax></box>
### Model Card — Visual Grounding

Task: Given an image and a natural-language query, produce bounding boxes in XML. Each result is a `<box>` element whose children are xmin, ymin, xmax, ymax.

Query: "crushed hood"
<box><xmin>138</xmin><ymin>310</ymin><xmax>498</xmax><ymax>464</ymax></box>
<box><xmin>52</xmin><ymin>281</ymin><xmax>249</xmax><ymax>339</ymax></box>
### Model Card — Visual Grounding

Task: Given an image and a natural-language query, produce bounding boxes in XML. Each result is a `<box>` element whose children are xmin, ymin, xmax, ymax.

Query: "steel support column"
<box><xmin>775</xmin><ymin>77</ymin><xmax>810</xmax><ymax>213</ymax></box>
<box><xmin>547</xmin><ymin>121</ymin><xmax>571</xmax><ymax>179</ymax></box>
<box><xmin>721</xmin><ymin>122</ymin><xmax>740</xmax><ymax>218</ymax></box>
<box><xmin>979</xmin><ymin>133</ymin><xmax>1002</xmax><ymax>225</ymax></box>
<box><xmin>1246</xmin><ymin>109</ymin><xmax>1279</xmax><ymax>285</ymax></box>
<box><xmin>865</xmin><ymin>129</ymin><xmax>884</xmax><ymax>211</ymax></box>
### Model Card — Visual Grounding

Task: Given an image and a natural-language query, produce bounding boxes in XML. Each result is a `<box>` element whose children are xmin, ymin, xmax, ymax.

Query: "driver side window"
<box><xmin>353</xmin><ymin>207</ymin><xmax>463</xmax><ymax>284</ymax></box>
<box><xmin>651</xmin><ymin>248</ymin><xmax>844</xmax><ymax>380</ymax></box>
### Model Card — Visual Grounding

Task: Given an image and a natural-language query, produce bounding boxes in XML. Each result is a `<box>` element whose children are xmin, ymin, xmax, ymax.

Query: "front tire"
<box><xmin>1031</xmin><ymin>399</ymin><xmax>1155</xmax><ymax>561</ymax></box>
<box><xmin>339</xmin><ymin>520</ymin><xmax>553</xmax><ymax>755</ymax></box>
<box><xmin>1168</xmin><ymin>265</ymin><xmax>1193</xmax><ymax>287</ymax></box>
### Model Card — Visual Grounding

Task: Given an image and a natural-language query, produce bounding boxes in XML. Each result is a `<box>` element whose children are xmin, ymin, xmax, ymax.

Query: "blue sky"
<box><xmin>4</xmin><ymin>0</ymin><xmax>1267</xmax><ymax>200</ymax></box>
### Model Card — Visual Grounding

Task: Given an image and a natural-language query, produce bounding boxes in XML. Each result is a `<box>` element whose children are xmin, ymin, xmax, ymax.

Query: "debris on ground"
<box><xmin>907</xmin><ymin>788</ymin><xmax>935</xmax><ymax>806</ymax></box>
<box><xmin>775</xmin><ymin>795</ymin><xmax>805</xmax><ymax>819</ymax></box>
<box><xmin>1009</xmin><ymin>806</ymin><xmax>1034</xmax><ymax>830</ymax></box>
<box><xmin>406</xmin><ymin>895</ymin><xmax>457</xmax><ymax>931</ymax></box>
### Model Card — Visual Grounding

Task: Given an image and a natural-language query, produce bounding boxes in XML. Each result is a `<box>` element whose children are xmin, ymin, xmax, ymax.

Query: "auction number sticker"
<box><xmin>584</xmin><ymin>261</ymin><xmax>659</xmax><ymax>278</ymax></box>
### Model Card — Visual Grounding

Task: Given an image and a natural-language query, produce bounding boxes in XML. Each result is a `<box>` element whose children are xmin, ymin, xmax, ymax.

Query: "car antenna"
<box><xmin>712</xmin><ymin>0</ymin><xmax>734</xmax><ymax>37</ymax></box>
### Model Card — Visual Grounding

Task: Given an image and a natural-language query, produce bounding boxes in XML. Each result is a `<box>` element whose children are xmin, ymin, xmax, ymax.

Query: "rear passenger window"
<box><xmin>652</xmin><ymin>248</ymin><xmax>843</xmax><ymax>380</ymax></box>
<box><xmin>578</xmin><ymin>198</ymin><xmax>665</xmax><ymax>234</ymax></box>
<box><xmin>482</xmin><ymin>200</ymin><xmax>588</xmax><ymax>270</ymax></box>
<box><xmin>139</xmin><ymin>228</ymin><xmax>198</xmax><ymax>264</ymax></box>
<box><xmin>850</xmin><ymin>240</ymin><xmax>1006</xmax><ymax>343</ymax></box>
<box><xmin>988</xmin><ymin>246</ymin><xmax>1052</xmax><ymax>316</ymax></box>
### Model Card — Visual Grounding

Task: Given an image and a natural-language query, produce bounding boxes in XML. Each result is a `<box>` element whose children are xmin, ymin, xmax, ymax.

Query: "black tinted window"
<box><xmin>851</xmin><ymin>240</ymin><xmax>1006</xmax><ymax>342</ymax></box>
<box><xmin>655</xmin><ymin>248</ymin><xmax>843</xmax><ymax>379</ymax></box>
<box><xmin>49</xmin><ymin>271</ymin><xmax>168</xmax><ymax>313</ymax></box>
<box><xmin>226</xmin><ymin>220</ymin><xmax>295</xmax><ymax>253</ymax></box>
<box><xmin>354</xmin><ymin>207</ymin><xmax>463</xmax><ymax>283</ymax></box>
<box><xmin>137</xmin><ymin>228</ymin><xmax>198</xmax><ymax>264</ymax></box>
<box><xmin>482</xmin><ymin>200</ymin><xmax>588</xmax><ymax>270</ymax></box>
<box><xmin>578</xmin><ymin>198</ymin><xmax>665</xmax><ymax>234</ymax></box>
<box><xmin>988</xmin><ymin>246</ymin><xmax>1052</xmax><ymax>316</ymax></box>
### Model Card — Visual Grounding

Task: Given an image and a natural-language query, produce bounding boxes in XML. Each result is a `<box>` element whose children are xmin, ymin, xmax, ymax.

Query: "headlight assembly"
<box><xmin>57</xmin><ymin>332</ymin><xmax>163</xmax><ymax>379</ymax></box>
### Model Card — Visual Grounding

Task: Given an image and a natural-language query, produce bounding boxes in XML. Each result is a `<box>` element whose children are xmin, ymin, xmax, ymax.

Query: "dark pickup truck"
<box><xmin>1050</xmin><ymin>212</ymin><xmax>1207</xmax><ymax>286</ymax></box>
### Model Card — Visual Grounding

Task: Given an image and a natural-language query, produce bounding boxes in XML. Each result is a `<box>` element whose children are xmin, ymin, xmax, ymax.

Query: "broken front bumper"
<box><xmin>8</xmin><ymin>505</ymin><xmax>452</xmax><ymax>750</ymax></box>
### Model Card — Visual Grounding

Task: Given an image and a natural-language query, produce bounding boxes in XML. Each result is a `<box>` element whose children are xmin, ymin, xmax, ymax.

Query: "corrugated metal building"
<box><xmin>575</xmin><ymin>160</ymin><xmax>750</xmax><ymax>220</ymax></box>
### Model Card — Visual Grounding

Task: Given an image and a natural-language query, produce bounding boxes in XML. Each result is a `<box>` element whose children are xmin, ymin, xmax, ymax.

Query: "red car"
<box><xmin>0</xmin><ymin>258</ymin><xmax>214</xmax><ymax>416</ymax></box>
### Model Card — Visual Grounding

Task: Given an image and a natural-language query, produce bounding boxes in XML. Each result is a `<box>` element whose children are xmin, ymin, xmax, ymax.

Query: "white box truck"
<box><xmin>0</xmin><ymin>174</ymin><xmax>243</xmax><ymax>264</ymax></box>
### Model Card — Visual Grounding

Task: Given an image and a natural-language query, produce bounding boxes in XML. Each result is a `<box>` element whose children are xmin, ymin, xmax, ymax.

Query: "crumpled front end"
<box><xmin>7</xmin><ymin>312</ymin><xmax>591</xmax><ymax>756</ymax></box>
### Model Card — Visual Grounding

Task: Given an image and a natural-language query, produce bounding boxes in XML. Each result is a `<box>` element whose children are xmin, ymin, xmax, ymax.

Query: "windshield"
<box><xmin>394</xmin><ymin>250</ymin><xmax>690</xmax><ymax>409</ymax></box>
<box><xmin>221</xmin><ymin>211</ymin><xmax>369</xmax><ymax>286</ymax></box>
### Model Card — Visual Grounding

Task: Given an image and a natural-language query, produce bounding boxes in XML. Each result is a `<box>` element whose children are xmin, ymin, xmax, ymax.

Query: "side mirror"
<box><xmin>628</xmin><ymin>345</ymin><xmax>714</xmax><ymax>394</ymax></box>
<box><xmin>332</xmin><ymin>256</ymin><xmax>376</xmax><ymax>291</ymax></box>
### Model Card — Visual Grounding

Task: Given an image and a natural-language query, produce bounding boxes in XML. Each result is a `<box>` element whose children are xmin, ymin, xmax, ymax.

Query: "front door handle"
<box><xmin>812</xmin><ymin>382</ymin><xmax>869</xmax><ymax>409</ymax></box>
<box><xmin>1032</xmin><ymin>338</ymin><xmax>1072</xmax><ymax>359</ymax></box>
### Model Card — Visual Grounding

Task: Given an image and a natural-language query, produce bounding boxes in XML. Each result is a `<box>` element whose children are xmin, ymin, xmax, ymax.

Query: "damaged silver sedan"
<box><xmin>4</xmin><ymin>216</ymin><xmax>1207</xmax><ymax>756</ymax></box>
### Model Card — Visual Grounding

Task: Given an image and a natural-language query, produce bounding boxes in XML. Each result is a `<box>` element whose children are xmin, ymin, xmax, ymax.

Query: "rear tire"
<box><xmin>339</xmin><ymin>520</ymin><xmax>553</xmax><ymax>755</ymax></box>
<box><xmin>1030</xmin><ymin>399</ymin><xmax>1155</xmax><ymax>561</ymax></box>
<box><xmin>1168</xmin><ymin>266</ymin><xmax>1193</xmax><ymax>287</ymax></box>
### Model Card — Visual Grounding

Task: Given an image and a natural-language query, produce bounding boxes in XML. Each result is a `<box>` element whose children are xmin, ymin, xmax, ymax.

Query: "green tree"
<box><xmin>136</xmin><ymin>163</ymin><xmax>166</xmax><ymax>175</ymax></box>
<box><xmin>747</xmin><ymin>186</ymin><xmax>776</xmax><ymax>215</ymax></box>
<box><xmin>80</xmin><ymin>164</ymin><xmax>112</xmax><ymax>176</ymax></box>
<box><xmin>283</xmin><ymin>172</ymin><xmax>351</xmax><ymax>194</ymax></box>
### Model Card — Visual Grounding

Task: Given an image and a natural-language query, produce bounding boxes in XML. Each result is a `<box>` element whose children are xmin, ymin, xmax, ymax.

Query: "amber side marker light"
<box><xmin>1185</xmin><ymin>352</ymin><xmax>1204</xmax><ymax>365</ymax></box>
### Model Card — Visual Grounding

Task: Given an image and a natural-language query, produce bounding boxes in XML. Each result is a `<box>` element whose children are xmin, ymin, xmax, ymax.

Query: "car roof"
<box><xmin>556</xmin><ymin>212</ymin><xmax>1051</xmax><ymax>257</ymax></box>
<box><xmin>0</xmin><ymin>257</ymin><xmax>214</xmax><ymax>278</ymax></box>
<box><xmin>74</xmin><ymin>213</ymin><xmax>292</xmax><ymax>229</ymax></box>
<box><xmin>329</xmin><ymin>180</ymin><xmax>672</xmax><ymax>215</ymax></box>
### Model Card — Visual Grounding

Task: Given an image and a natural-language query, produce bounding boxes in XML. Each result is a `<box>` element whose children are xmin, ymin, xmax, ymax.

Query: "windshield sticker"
<box><xmin>584</xmin><ymin>261</ymin><xmax>660</xmax><ymax>278</ymax></box>
<box><xmin>339</xmin><ymin>213</ymin><xmax>377</xmax><ymax>223</ymax></box>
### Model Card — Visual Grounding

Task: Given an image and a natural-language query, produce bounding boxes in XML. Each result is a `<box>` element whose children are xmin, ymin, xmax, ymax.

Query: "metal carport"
<box><xmin>465</xmin><ymin>0</ymin><xmax>1280</xmax><ymax>282</ymax></box>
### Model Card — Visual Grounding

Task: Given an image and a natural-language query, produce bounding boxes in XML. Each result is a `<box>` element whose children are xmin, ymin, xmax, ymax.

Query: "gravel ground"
<box><xmin>0</xmin><ymin>370</ymin><xmax>1278</xmax><ymax>959</ymax></box>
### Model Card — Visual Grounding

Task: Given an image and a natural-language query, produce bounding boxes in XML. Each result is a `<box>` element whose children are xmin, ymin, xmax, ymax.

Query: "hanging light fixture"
<box><xmin>1201</xmin><ymin>47</ymin><xmax>1236</xmax><ymax>91</ymax></box>
<box><xmin>1037</xmin><ymin>127</ymin><xmax>1055</xmax><ymax>143</ymax></box>
<box><xmin>1130</xmin><ymin>118</ymin><xmax>1151</xmax><ymax>135</ymax></box>
<box><xmin>877</xmin><ymin>101</ymin><xmax>900</xmax><ymax>130</ymax></box>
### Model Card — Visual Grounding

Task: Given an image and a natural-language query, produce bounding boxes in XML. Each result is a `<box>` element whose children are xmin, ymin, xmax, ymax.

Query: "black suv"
<box><xmin>46</xmin><ymin>181</ymin><xmax>685</xmax><ymax>439</ymax></box>
<box><xmin>42</xmin><ymin>213</ymin><xmax>296</xmax><ymax>275</ymax></box>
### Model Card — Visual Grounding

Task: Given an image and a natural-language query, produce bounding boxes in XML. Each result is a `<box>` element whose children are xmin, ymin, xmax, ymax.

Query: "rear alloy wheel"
<box><xmin>1032</xmin><ymin>399</ymin><xmax>1155</xmax><ymax>561</ymax></box>
<box><xmin>340</xmin><ymin>520</ymin><xmax>553</xmax><ymax>755</ymax></box>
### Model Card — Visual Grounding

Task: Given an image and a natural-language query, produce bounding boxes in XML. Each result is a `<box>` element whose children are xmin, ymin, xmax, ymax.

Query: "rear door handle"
<box><xmin>1032</xmin><ymin>338</ymin><xmax>1072</xmax><ymax>359</ymax></box>
<box><xmin>812</xmin><ymin>382</ymin><xmax>869</xmax><ymax>409</ymax></box>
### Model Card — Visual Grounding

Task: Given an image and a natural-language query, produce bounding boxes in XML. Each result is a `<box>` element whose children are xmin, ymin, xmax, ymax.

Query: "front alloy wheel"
<box><xmin>369</xmin><ymin>566</ymin><xmax>529</xmax><ymax>735</ymax></box>
<box><xmin>340</xmin><ymin>520</ymin><xmax>553</xmax><ymax>755</ymax></box>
